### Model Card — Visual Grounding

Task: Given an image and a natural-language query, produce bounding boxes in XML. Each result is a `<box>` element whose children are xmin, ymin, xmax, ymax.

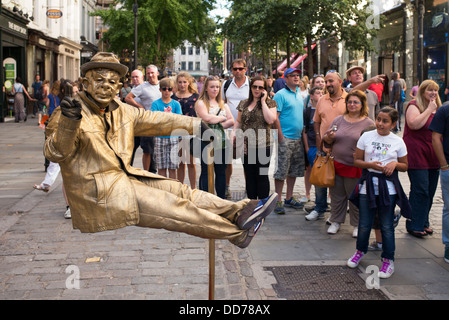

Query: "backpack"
<box><xmin>223</xmin><ymin>79</ymin><xmax>232</xmax><ymax>103</ymax></box>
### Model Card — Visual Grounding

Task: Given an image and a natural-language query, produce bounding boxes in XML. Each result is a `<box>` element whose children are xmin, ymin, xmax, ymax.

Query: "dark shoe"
<box><xmin>237</xmin><ymin>220</ymin><xmax>264</xmax><ymax>248</ymax></box>
<box><xmin>407</xmin><ymin>230</ymin><xmax>427</xmax><ymax>238</ymax></box>
<box><xmin>237</xmin><ymin>193</ymin><xmax>277</xmax><ymax>230</ymax></box>
<box><xmin>424</xmin><ymin>227</ymin><xmax>433</xmax><ymax>235</ymax></box>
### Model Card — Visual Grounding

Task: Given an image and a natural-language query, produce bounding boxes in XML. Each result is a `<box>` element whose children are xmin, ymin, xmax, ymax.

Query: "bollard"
<box><xmin>207</xmin><ymin>142</ymin><xmax>215</xmax><ymax>300</ymax></box>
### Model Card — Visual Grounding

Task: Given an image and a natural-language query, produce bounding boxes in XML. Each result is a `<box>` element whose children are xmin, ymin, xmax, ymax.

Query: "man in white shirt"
<box><xmin>221</xmin><ymin>59</ymin><xmax>250</xmax><ymax>198</ymax></box>
<box><xmin>126</xmin><ymin>65</ymin><xmax>161</xmax><ymax>173</ymax></box>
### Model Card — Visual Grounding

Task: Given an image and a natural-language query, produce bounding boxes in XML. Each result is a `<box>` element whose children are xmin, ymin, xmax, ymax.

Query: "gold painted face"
<box><xmin>83</xmin><ymin>69</ymin><xmax>122</xmax><ymax>108</ymax></box>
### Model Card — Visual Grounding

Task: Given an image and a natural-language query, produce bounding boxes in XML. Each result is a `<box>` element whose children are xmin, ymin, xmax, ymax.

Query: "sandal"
<box><xmin>424</xmin><ymin>227</ymin><xmax>434</xmax><ymax>235</ymax></box>
<box><xmin>33</xmin><ymin>184</ymin><xmax>50</xmax><ymax>193</ymax></box>
<box><xmin>407</xmin><ymin>230</ymin><xmax>427</xmax><ymax>238</ymax></box>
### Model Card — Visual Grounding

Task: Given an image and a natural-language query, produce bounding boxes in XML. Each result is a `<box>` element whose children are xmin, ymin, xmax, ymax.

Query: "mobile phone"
<box><xmin>332</xmin><ymin>125</ymin><xmax>338</xmax><ymax>131</ymax></box>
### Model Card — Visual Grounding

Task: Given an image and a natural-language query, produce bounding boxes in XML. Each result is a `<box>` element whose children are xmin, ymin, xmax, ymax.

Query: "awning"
<box><xmin>291</xmin><ymin>44</ymin><xmax>317</xmax><ymax>68</ymax></box>
<box><xmin>273</xmin><ymin>44</ymin><xmax>317</xmax><ymax>75</ymax></box>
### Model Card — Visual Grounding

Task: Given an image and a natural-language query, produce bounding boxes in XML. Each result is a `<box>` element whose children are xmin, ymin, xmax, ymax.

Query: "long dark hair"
<box><xmin>243</xmin><ymin>75</ymin><xmax>268</xmax><ymax>109</ymax></box>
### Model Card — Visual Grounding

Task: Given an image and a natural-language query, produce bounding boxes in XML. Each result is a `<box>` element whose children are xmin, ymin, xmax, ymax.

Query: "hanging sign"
<box><xmin>46</xmin><ymin>9</ymin><xmax>63</xmax><ymax>19</ymax></box>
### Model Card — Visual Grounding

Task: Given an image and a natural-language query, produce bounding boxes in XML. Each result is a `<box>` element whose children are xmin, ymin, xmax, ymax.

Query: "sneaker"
<box><xmin>368</xmin><ymin>241</ymin><xmax>383</xmax><ymax>251</ymax></box>
<box><xmin>64</xmin><ymin>207</ymin><xmax>71</xmax><ymax>219</ymax></box>
<box><xmin>237</xmin><ymin>193</ymin><xmax>278</xmax><ymax>230</ymax></box>
<box><xmin>352</xmin><ymin>227</ymin><xmax>358</xmax><ymax>238</ymax></box>
<box><xmin>347</xmin><ymin>250</ymin><xmax>365</xmax><ymax>268</ymax></box>
<box><xmin>274</xmin><ymin>201</ymin><xmax>285</xmax><ymax>215</ymax></box>
<box><xmin>238</xmin><ymin>220</ymin><xmax>264</xmax><ymax>249</ymax></box>
<box><xmin>284</xmin><ymin>197</ymin><xmax>304</xmax><ymax>209</ymax></box>
<box><xmin>327</xmin><ymin>222</ymin><xmax>340</xmax><ymax>234</ymax></box>
<box><xmin>378</xmin><ymin>258</ymin><xmax>394</xmax><ymax>278</ymax></box>
<box><xmin>444</xmin><ymin>247</ymin><xmax>449</xmax><ymax>264</ymax></box>
<box><xmin>305</xmin><ymin>210</ymin><xmax>324</xmax><ymax>221</ymax></box>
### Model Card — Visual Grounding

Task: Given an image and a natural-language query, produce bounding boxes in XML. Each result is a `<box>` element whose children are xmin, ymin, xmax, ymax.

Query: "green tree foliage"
<box><xmin>222</xmin><ymin>0</ymin><xmax>379</xmax><ymax>76</ymax></box>
<box><xmin>93</xmin><ymin>0</ymin><xmax>217</xmax><ymax>68</ymax></box>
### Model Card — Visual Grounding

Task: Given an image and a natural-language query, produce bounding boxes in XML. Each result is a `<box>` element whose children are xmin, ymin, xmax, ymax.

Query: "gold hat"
<box><xmin>81</xmin><ymin>52</ymin><xmax>128</xmax><ymax>77</ymax></box>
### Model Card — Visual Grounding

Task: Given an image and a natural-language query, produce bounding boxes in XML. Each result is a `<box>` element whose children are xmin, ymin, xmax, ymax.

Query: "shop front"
<box><xmin>0</xmin><ymin>5</ymin><xmax>29</xmax><ymax>122</ymax></box>
<box><xmin>424</xmin><ymin>0</ymin><xmax>449</xmax><ymax>102</ymax></box>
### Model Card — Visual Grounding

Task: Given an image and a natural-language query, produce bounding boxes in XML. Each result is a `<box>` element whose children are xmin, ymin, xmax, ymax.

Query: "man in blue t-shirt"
<box><xmin>429</xmin><ymin>101</ymin><xmax>449</xmax><ymax>264</ymax></box>
<box><xmin>273</xmin><ymin>68</ymin><xmax>305</xmax><ymax>214</ymax></box>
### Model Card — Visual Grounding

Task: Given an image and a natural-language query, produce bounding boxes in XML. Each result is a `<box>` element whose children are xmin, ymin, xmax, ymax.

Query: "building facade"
<box><xmin>173</xmin><ymin>41</ymin><xmax>209</xmax><ymax>78</ymax></box>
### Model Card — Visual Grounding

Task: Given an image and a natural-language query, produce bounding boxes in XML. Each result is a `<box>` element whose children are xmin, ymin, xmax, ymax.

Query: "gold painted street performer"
<box><xmin>44</xmin><ymin>52</ymin><xmax>277</xmax><ymax>248</ymax></box>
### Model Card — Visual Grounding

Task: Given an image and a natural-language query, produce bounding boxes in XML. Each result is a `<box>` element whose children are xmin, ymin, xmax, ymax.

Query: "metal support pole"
<box><xmin>133</xmin><ymin>0</ymin><xmax>138</xmax><ymax>70</ymax></box>
<box><xmin>207</xmin><ymin>142</ymin><xmax>215</xmax><ymax>300</ymax></box>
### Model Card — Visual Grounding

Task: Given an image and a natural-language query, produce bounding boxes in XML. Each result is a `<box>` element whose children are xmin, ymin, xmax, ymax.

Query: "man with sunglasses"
<box><xmin>222</xmin><ymin>59</ymin><xmax>250</xmax><ymax>199</ymax></box>
<box><xmin>273</xmin><ymin>68</ymin><xmax>306</xmax><ymax>214</ymax></box>
<box><xmin>126</xmin><ymin>64</ymin><xmax>161</xmax><ymax>173</ymax></box>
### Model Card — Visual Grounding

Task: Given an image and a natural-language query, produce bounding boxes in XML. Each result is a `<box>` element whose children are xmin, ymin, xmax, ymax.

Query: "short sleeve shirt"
<box><xmin>151</xmin><ymin>98</ymin><xmax>182</xmax><ymax>138</ymax></box>
<box><xmin>429</xmin><ymin>104</ymin><xmax>449</xmax><ymax>163</ymax></box>
<box><xmin>357</xmin><ymin>130</ymin><xmax>407</xmax><ymax>195</ymax></box>
<box><xmin>313</xmin><ymin>90</ymin><xmax>348</xmax><ymax>138</ymax></box>
<box><xmin>131</xmin><ymin>82</ymin><xmax>161</xmax><ymax>111</ymax></box>
<box><xmin>273</xmin><ymin>86</ymin><xmax>304</xmax><ymax>140</ymax></box>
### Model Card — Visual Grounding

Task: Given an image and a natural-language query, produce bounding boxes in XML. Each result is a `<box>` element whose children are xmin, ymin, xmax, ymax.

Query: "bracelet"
<box><xmin>316</xmin><ymin>133</ymin><xmax>320</xmax><ymax>135</ymax></box>
<box><xmin>441</xmin><ymin>165</ymin><xmax>449</xmax><ymax>169</ymax></box>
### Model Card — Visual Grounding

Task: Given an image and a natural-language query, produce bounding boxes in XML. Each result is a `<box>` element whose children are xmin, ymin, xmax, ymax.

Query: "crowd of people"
<box><xmin>27</xmin><ymin>56</ymin><xmax>449</xmax><ymax>277</ymax></box>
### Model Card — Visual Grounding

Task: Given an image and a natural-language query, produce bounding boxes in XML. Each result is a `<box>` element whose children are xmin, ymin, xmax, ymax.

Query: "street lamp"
<box><xmin>133</xmin><ymin>0</ymin><xmax>138</xmax><ymax>70</ymax></box>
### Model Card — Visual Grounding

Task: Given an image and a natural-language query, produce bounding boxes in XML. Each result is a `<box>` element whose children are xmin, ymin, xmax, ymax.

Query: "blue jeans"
<box><xmin>406</xmin><ymin>169</ymin><xmax>439</xmax><ymax>232</ymax></box>
<box><xmin>357</xmin><ymin>194</ymin><xmax>396</xmax><ymax>260</ymax></box>
<box><xmin>440</xmin><ymin>170</ymin><xmax>449</xmax><ymax>247</ymax></box>
<box><xmin>199</xmin><ymin>142</ymin><xmax>227</xmax><ymax>199</ymax></box>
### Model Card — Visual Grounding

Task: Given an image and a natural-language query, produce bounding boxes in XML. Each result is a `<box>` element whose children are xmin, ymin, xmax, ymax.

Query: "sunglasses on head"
<box><xmin>233</xmin><ymin>67</ymin><xmax>245</xmax><ymax>71</ymax></box>
<box><xmin>161</xmin><ymin>87</ymin><xmax>173</xmax><ymax>91</ymax></box>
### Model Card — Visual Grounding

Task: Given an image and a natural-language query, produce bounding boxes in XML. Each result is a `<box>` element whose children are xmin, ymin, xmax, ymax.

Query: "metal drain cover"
<box><xmin>265</xmin><ymin>265</ymin><xmax>388</xmax><ymax>300</ymax></box>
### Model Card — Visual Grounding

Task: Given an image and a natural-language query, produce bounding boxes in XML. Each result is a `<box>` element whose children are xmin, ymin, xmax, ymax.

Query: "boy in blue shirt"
<box><xmin>151</xmin><ymin>78</ymin><xmax>182</xmax><ymax>179</ymax></box>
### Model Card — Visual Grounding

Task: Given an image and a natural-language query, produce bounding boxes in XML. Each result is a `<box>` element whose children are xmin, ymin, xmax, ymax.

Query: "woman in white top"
<box><xmin>195</xmin><ymin>76</ymin><xmax>234</xmax><ymax>198</ymax></box>
<box><xmin>12</xmin><ymin>77</ymin><xmax>35</xmax><ymax>122</ymax></box>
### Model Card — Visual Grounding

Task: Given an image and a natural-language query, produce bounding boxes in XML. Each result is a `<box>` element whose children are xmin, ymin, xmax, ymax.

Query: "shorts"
<box><xmin>274</xmin><ymin>137</ymin><xmax>305</xmax><ymax>180</ymax></box>
<box><xmin>155</xmin><ymin>137</ymin><xmax>179</xmax><ymax>169</ymax></box>
<box><xmin>140</xmin><ymin>136</ymin><xmax>155</xmax><ymax>154</ymax></box>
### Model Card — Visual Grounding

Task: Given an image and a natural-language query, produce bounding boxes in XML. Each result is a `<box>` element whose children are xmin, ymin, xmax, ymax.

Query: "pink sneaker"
<box><xmin>379</xmin><ymin>258</ymin><xmax>395</xmax><ymax>278</ymax></box>
<box><xmin>347</xmin><ymin>250</ymin><xmax>365</xmax><ymax>268</ymax></box>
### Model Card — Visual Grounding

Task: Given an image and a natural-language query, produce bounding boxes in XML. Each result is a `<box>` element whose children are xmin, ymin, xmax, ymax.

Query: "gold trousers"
<box><xmin>131</xmin><ymin>177</ymin><xmax>251</xmax><ymax>246</ymax></box>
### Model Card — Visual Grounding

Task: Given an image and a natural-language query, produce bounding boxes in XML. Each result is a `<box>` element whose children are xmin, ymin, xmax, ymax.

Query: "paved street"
<box><xmin>1</xmin><ymin>116</ymin><xmax>448</xmax><ymax>301</ymax></box>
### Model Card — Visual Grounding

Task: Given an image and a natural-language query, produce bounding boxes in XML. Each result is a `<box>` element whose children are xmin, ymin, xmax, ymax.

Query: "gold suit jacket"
<box><xmin>44</xmin><ymin>92</ymin><xmax>201</xmax><ymax>233</ymax></box>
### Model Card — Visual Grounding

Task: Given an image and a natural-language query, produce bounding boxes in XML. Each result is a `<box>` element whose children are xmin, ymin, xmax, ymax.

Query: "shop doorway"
<box><xmin>425</xmin><ymin>45</ymin><xmax>447</xmax><ymax>102</ymax></box>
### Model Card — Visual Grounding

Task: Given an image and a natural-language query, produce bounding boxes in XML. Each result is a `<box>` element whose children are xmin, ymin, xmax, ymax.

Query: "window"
<box><xmin>188</xmin><ymin>62</ymin><xmax>193</xmax><ymax>71</ymax></box>
<box><xmin>181</xmin><ymin>62</ymin><xmax>186</xmax><ymax>70</ymax></box>
<box><xmin>181</xmin><ymin>47</ymin><xmax>186</xmax><ymax>55</ymax></box>
<box><xmin>195</xmin><ymin>62</ymin><xmax>200</xmax><ymax>71</ymax></box>
<box><xmin>188</xmin><ymin>47</ymin><xmax>193</xmax><ymax>55</ymax></box>
<box><xmin>196</xmin><ymin>47</ymin><xmax>200</xmax><ymax>55</ymax></box>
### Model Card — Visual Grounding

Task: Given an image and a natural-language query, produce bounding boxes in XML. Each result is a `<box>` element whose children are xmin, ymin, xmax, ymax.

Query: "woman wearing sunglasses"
<box><xmin>195</xmin><ymin>76</ymin><xmax>234</xmax><ymax>198</ymax></box>
<box><xmin>232</xmin><ymin>76</ymin><xmax>277</xmax><ymax>199</ymax></box>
